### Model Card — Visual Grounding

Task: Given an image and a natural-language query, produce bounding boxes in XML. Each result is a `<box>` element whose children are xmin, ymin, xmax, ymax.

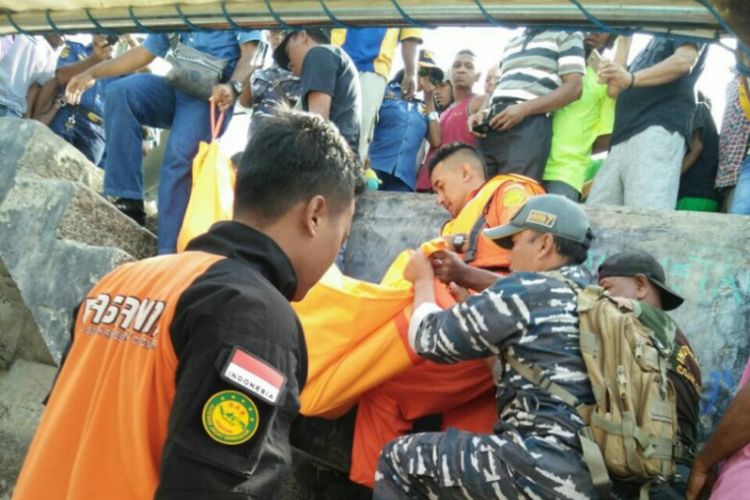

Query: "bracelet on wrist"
<box><xmin>627</xmin><ymin>72</ymin><xmax>636</xmax><ymax>90</ymax></box>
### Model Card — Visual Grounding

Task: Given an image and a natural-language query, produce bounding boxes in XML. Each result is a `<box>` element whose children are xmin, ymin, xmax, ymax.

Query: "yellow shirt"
<box><xmin>331</xmin><ymin>28</ymin><xmax>422</xmax><ymax>79</ymax></box>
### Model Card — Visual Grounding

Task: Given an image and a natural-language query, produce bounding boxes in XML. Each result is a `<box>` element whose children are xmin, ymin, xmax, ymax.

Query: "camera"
<box><xmin>472</xmin><ymin>121</ymin><xmax>492</xmax><ymax>135</ymax></box>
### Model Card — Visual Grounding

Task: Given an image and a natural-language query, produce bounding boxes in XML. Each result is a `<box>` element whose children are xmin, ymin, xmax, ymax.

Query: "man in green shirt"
<box><xmin>542</xmin><ymin>33</ymin><xmax>618</xmax><ymax>201</ymax></box>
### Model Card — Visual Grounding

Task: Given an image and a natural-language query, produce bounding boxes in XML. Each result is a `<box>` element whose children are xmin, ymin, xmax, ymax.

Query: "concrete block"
<box><xmin>0</xmin><ymin>119</ymin><xmax>156</xmax><ymax>367</ymax></box>
<box><xmin>0</xmin><ymin>359</ymin><xmax>57</xmax><ymax>499</ymax></box>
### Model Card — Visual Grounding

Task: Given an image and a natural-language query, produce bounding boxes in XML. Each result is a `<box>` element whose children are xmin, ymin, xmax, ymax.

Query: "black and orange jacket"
<box><xmin>13</xmin><ymin>222</ymin><xmax>307</xmax><ymax>500</ymax></box>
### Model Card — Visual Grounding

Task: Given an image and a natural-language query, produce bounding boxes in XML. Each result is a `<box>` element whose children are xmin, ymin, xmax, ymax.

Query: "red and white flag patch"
<box><xmin>221</xmin><ymin>347</ymin><xmax>287</xmax><ymax>405</ymax></box>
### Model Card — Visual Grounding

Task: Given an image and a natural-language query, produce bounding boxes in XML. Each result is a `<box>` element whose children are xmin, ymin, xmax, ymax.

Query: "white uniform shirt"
<box><xmin>0</xmin><ymin>35</ymin><xmax>58</xmax><ymax>115</ymax></box>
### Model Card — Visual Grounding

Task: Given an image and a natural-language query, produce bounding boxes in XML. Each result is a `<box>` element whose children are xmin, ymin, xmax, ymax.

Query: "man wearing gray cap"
<box><xmin>374</xmin><ymin>194</ymin><xmax>598</xmax><ymax>499</ymax></box>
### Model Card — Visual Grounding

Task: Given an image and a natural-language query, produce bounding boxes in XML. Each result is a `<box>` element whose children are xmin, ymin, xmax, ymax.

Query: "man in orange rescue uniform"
<box><xmin>13</xmin><ymin>110</ymin><xmax>364</xmax><ymax>500</ymax></box>
<box><xmin>351</xmin><ymin>142</ymin><xmax>545</xmax><ymax>486</ymax></box>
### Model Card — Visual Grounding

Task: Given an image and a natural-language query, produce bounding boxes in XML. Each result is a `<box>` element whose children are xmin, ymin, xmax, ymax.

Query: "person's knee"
<box><xmin>105</xmin><ymin>78</ymin><xmax>139</xmax><ymax>113</ymax></box>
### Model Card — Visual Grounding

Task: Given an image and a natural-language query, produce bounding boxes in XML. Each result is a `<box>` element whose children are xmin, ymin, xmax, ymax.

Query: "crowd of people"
<box><xmin>1</xmin><ymin>29</ymin><xmax>748</xmax><ymax>243</ymax></box>
<box><xmin>2</xmin><ymin>25</ymin><xmax>750</xmax><ymax>500</ymax></box>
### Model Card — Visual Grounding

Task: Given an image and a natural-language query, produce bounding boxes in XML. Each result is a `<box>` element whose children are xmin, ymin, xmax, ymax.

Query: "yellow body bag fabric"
<box><xmin>296</xmin><ymin>175</ymin><xmax>541</xmax><ymax>417</ymax></box>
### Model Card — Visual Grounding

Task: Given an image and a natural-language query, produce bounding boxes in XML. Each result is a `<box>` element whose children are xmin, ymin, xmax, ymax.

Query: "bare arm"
<box><xmin>687</xmin><ymin>382</ymin><xmax>750</xmax><ymax>499</ymax></box>
<box><xmin>211</xmin><ymin>41</ymin><xmax>258</xmax><ymax>112</ymax></box>
<box><xmin>421</xmin><ymin>84</ymin><xmax>441</xmax><ymax>148</ymax></box>
<box><xmin>592</xmin><ymin>134</ymin><xmax>612</xmax><ymax>154</ymax></box>
<box><xmin>306</xmin><ymin>91</ymin><xmax>332</xmax><ymax>120</ymax></box>
<box><xmin>521</xmin><ymin>72</ymin><xmax>583</xmax><ymax>115</ymax></box>
<box><xmin>88</xmin><ymin>46</ymin><xmax>155</xmax><ymax>80</ymax></box>
<box><xmin>489</xmin><ymin>72</ymin><xmax>583</xmax><ymax>131</ymax></box>
<box><xmin>681</xmin><ymin>130</ymin><xmax>703</xmax><ymax>174</ymax></box>
<box><xmin>603</xmin><ymin>44</ymin><xmax>700</xmax><ymax>98</ymax></box>
<box><xmin>66</xmin><ymin>46</ymin><xmax>156</xmax><ymax>104</ymax></box>
<box><xmin>400</xmin><ymin>39</ymin><xmax>419</xmax><ymax>100</ymax></box>
<box><xmin>238</xmin><ymin>81</ymin><xmax>254</xmax><ymax>108</ymax></box>
<box><xmin>613</xmin><ymin>35</ymin><xmax>631</xmax><ymax>67</ymax></box>
<box><xmin>56</xmin><ymin>38</ymin><xmax>114</xmax><ymax>85</ymax></box>
<box><xmin>31</xmin><ymin>78</ymin><xmax>62</xmax><ymax>124</ymax></box>
<box><xmin>24</xmin><ymin>83</ymin><xmax>40</xmax><ymax>119</ymax></box>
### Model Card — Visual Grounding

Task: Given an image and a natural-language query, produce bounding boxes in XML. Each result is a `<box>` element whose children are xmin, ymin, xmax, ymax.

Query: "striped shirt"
<box><xmin>492</xmin><ymin>30</ymin><xmax>585</xmax><ymax>103</ymax></box>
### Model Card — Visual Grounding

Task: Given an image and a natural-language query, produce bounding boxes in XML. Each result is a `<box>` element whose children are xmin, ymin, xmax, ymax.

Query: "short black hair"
<box><xmin>304</xmin><ymin>29</ymin><xmax>330</xmax><ymax>45</ymax></box>
<box><xmin>456</xmin><ymin>49</ymin><xmax>476</xmax><ymax>58</ymax></box>
<box><xmin>427</xmin><ymin>142</ymin><xmax>487</xmax><ymax>177</ymax></box>
<box><xmin>234</xmin><ymin>109</ymin><xmax>365</xmax><ymax>221</ymax></box>
<box><xmin>552</xmin><ymin>229</ymin><xmax>594</xmax><ymax>265</ymax></box>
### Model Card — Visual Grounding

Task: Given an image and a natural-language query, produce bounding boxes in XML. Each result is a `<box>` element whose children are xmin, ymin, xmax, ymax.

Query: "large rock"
<box><xmin>0</xmin><ymin>118</ymin><xmax>155</xmax><ymax>367</ymax></box>
<box><xmin>0</xmin><ymin>359</ymin><xmax>57</xmax><ymax>498</ymax></box>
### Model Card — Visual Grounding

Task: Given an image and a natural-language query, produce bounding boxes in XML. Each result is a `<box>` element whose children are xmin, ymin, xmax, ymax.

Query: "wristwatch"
<box><xmin>427</xmin><ymin>111</ymin><xmax>439</xmax><ymax>122</ymax></box>
<box><xmin>452</xmin><ymin>234</ymin><xmax>467</xmax><ymax>252</ymax></box>
<box><xmin>228</xmin><ymin>79</ymin><xmax>244</xmax><ymax>97</ymax></box>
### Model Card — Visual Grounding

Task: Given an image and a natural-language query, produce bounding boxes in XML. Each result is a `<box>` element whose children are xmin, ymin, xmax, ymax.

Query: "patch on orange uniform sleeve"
<box><xmin>501</xmin><ymin>186</ymin><xmax>528</xmax><ymax>208</ymax></box>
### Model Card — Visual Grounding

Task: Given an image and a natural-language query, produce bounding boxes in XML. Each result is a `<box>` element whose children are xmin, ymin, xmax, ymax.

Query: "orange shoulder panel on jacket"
<box><xmin>469</xmin><ymin>174</ymin><xmax>544</xmax><ymax>270</ymax></box>
<box><xmin>13</xmin><ymin>251</ymin><xmax>224</xmax><ymax>500</ymax></box>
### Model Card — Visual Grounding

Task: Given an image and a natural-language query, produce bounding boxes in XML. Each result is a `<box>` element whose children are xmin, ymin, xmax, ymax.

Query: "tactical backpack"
<box><xmin>506</xmin><ymin>278</ymin><xmax>679</xmax><ymax>499</ymax></box>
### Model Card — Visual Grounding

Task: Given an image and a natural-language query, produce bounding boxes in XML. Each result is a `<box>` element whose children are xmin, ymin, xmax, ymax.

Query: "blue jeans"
<box><xmin>103</xmin><ymin>73</ymin><xmax>232</xmax><ymax>254</ymax></box>
<box><xmin>729</xmin><ymin>156</ymin><xmax>750</xmax><ymax>215</ymax></box>
<box><xmin>49</xmin><ymin>106</ymin><xmax>106</xmax><ymax>166</ymax></box>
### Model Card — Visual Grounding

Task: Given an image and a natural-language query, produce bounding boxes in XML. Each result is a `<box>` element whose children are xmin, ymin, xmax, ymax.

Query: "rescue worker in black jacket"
<box><xmin>13</xmin><ymin>109</ymin><xmax>365</xmax><ymax>500</ymax></box>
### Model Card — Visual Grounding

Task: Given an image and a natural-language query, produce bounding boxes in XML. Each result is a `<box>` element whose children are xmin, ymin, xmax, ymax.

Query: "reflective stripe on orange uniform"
<box><xmin>13</xmin><ymin>252</ymin><xmax>223</xmax><ymax>500</ymax></box>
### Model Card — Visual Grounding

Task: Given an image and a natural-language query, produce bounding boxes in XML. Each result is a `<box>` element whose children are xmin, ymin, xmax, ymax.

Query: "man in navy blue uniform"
<box><xmin>375</xmin><ymin>194</ymin><xmax>599</xmax><ymax>499</ymax></box>
<box><xmin>66</xmin><ymin>30</ymin><xmax>262</xmax><ymax>254</ymax></box>
<box><xmin>47</xmin><ymin>36</ymin><xmax>114</xmax><ymax>165</ymax></box>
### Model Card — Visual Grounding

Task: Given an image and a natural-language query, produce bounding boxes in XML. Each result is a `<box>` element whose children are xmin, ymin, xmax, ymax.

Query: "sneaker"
<box><xmin>112</xmin><ymin>197</ymin><xmax>146</xmax><ymax>227</ymax></box>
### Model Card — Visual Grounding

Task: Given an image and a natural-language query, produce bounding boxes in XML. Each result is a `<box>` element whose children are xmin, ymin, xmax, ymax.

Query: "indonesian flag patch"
<box><xmin>220</xmin><ymin>346</ymin><xmax>287</xmax><ymax>405</ymax></box>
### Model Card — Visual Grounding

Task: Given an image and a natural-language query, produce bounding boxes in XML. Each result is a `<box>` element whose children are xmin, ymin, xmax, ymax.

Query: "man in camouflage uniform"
<box><xmin>374</xmin><ymin>194</ymin><xmax>599</xmax><ymax>499</ymax></box>
<box><xmin>239</xmin><ymin>31</ymin><xmax>301</xmax><ymax>138</ymax></box>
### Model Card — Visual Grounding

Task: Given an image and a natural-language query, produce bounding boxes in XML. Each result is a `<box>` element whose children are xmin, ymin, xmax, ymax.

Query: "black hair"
<box><xmin>234</xmin><ymin>109</ymin><xmax>365</xmax><ymax>221</ymax></box>
<box><xmin>306</xmin><ymin>29</ymin><xmax>330</xmax><ymax>45</ymax></box>
<box><xmin>552</xmin><ymin>229</ymin><xmax>594</xmax><ymax>265</ymax></box>
<box><xmin>427</xmin><ymin>142</ymin><xmax>487</xmax><ymax>177</ymax></box>
<box><xmin>456</xmin><ymin>49</ymin><xmax>476</xmax><ymax>58</ymax></box>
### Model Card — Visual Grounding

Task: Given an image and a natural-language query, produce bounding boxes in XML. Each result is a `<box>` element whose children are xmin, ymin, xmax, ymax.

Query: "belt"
<box><xmin>488</xmin><ymin>97</ymin><xmax>522</xmax><ymax>117</ymax></box>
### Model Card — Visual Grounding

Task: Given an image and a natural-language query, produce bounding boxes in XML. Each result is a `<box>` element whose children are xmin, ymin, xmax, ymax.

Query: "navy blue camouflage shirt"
<box><xmin>248</xmin><ymin>64</ymin><xmax>301</xmax><ymax>137</ymax></box>
<box><xmin>409</xmin><ymin>265</ymin><xmax>596</xmax><ymax>449</ymax></box>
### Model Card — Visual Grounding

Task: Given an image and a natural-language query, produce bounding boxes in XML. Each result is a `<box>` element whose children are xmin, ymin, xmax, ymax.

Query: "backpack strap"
<box><xmin>168</xmin><ymin>33</ymin><xmax>180</xmax><ymax>49</ymax></box>
<box><xmin>579</xmin><ymin>427</ymin><xmax>612</xmax><ymax>498</ymax></box>
<box><xmin>504</xmin><ymin>355</ymin><xmax>579</xmax><ymax>408</ymax></box>
<box><xmin>506</xmin><ymin>353</ymin><xmax>613</xmax><ymax>497</ymax></box>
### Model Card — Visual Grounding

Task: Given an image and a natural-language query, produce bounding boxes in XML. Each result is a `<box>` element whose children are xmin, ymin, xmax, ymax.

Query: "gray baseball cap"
<box><xmin>484</xmin><ymin>194</ymin><xmax>592</xmax><ymax>249</ymax></box>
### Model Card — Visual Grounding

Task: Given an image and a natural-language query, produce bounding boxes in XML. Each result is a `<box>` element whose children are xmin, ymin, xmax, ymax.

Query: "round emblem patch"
<box><xmin>202</xmin><ymin>390</ymin><xmax>259</xmax><ymax>445</ymax></box>
<box><xmin>502</xmin><ymin>187</ymin><xmax>527</xmax><ymax>208</ymax></box>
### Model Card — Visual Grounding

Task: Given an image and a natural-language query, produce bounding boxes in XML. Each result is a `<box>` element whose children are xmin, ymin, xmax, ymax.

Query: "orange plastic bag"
<box><xmin>177</xmin><ymin>106</ymin><xmax>235</xmax><ymax>252</ymax></box>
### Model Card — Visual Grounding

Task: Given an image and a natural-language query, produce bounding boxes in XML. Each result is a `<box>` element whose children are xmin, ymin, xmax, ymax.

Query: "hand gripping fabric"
<box><xmin>506</xmin><ymin>277</ymin><xmax>679</xmax><ymax>500</ymax></box>
<box><xmin>177</xmin><ymin>105</ymin><xmax>235</xmax><ymax>252</ymax></box>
